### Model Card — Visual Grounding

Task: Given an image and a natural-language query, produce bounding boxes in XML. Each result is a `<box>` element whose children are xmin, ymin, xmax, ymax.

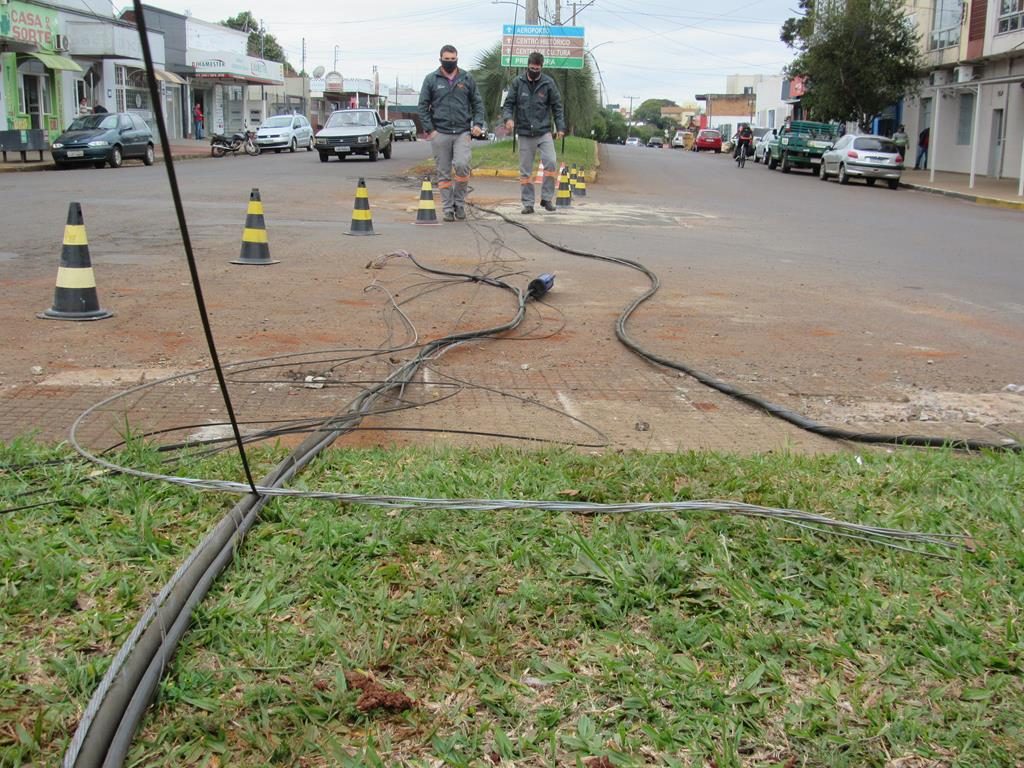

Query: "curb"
<box><xmin>0</xmin><ymin>150</ymin><xmax>213</xmax><ymax>173</ymax></box>
<box><xmin>900</xmin><ymin>182</ymin><xmax>1024</xmax><ymax>211</ymax></box>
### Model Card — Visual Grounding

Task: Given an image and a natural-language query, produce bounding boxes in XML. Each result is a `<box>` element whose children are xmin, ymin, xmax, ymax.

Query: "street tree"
<box><xmin>472</xmin><ymin>43</ymin><xmax>599</xmax><ymax>136</ymax></box>
<box><xmin>781</xmin><ymin>0</ymin><xmax>922</xmax><ymax>131</ymax></box>
<box><xmin>222</xmin><ymin>11</ymin><xmax>291</xmax><ymax>69</ymax></box>
<box><xmin>633</xmin><ymin>99</ymin><xmax>677</xmax><ymax>131</ymax></box>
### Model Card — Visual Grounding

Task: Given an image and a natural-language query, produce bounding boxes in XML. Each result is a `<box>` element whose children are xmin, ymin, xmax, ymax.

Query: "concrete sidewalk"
<box><xmin>0</xmin><ymin>138</ymin><xmax>212</xmax><ymax>173</ymax></box>
<box><xmin>900</xmin><ymin>169</ymin><xmax>1024</xmax><ymax>211</ymax></box>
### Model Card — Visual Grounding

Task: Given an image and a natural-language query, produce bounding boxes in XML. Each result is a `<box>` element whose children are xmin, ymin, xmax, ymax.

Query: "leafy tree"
<box><xmin>592</xmin><ymin>107</ymin><xmax>628</xmax><ymax>143</ymax></box>
<box><xmin>222</xmin><ymin>11</ymin><xmax>289</xmax><ymax>67</ymax></box>
<box><xmin>781</xmin><ymin>0</ymin><xmax>923</xmax><ymax>131</ymax></box>
<box><xmin>472</xmin><ymin>43</ymin><xmax>599</xmax><ymax>136</ymax></box>
<box><xmin>633</xmin><ymin>98</ymin><xmax>677</xmax><ymax>130</ymax></box>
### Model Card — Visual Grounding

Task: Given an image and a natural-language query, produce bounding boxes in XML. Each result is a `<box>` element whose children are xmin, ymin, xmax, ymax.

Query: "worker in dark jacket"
<box><xmin>501</xmin><ymin>52</ymin><xmax>566</xmax><ymax>214</ymax></box>
<box><xmin>418</xmin><ymin>44</ymin><xmax>485</xmax><ymax>221</ymax></box>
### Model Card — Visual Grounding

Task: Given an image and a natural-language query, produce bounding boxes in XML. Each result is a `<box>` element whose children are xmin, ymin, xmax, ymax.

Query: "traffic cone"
<box><xmin>555</xmin><ymin>164</ymin><xmax>572</xmax><ymax>208</ymax></box>
<box><xmin>573</xmin><ymin>165</ymin><xmax>588</xmax><ymax>197</ymax></box>
<box><xmin>38</xmin><ymin>202</ymin><xmax>113</xmax><ymax>321</ymax></box>
<box><xmin>231</xmin><ymin>188</ymin><xmax>279</xmax><ymax>265</ymax></box>
<box><xmin>413</xmin><ymin>177</ymin><xmax>441</xmax><ymax>225</ymax></box>
<box><xmin>345</xmin><ymin>177</ymin><xmax>378</xmax><ymax>236</ymax></box>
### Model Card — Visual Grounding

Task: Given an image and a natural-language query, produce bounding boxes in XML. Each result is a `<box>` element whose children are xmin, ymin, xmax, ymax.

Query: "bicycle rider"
<box><xmin>734</xmin><ymin>123</ymin><xmax>754</xmax><ymax>160</ymax></box>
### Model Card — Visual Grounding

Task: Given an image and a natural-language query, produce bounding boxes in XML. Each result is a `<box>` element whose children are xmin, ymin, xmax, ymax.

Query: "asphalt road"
<box><xmin>1</xmin><ymin>138</ymin><xmax>1021</xmax><ymax>450</ymax></box>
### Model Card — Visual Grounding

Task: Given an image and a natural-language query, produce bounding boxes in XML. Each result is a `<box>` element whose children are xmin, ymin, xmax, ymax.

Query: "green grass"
<box><xmin>2</xmin><ymin>441</ymin><xmax>1023</xmax><ymax>766</ymax></box>
<box><xmin>470</xmin><ymin>136</ymin><xmax>596</xmax><ymax>173</ymax></box>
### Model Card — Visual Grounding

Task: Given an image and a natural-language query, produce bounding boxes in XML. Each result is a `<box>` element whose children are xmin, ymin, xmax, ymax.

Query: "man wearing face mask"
<box><xmin>501</xmin><ymin>52</ymin><xmax>566</xmax><ymax>214</ymax></box>
<box><xmin>418</xmin><ymin>44</ymin><xmax>485</xmax><ymax>221</ymax></box>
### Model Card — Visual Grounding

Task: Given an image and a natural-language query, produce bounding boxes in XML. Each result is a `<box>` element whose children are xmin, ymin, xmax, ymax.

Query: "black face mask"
<box><xmin>527</xmin><ymin>68</ymin><xmax>542</xmax><ymax>80</ymax></box>
<box><xmin>440</xmin><ymin>59</ymin><xmax>458</xmax><ymax>73</ymax></box>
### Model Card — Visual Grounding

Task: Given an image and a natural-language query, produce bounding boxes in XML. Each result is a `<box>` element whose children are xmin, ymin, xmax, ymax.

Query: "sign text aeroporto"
<box><xmin>501</xmin><ymin>25</ymin><xmax>585</xmax><ymax>70</ymax></box>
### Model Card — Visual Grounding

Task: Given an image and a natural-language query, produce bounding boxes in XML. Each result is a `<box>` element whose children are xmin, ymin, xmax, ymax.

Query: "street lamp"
<box><xmin>333</xmin><ymin>45</ymin><xmax>340</xmax><ymax>72</ymax></box>
<box><xmin>584</xmin><ymin>41</ymin><xmax>612</xmax><ymax>108</ymax></box>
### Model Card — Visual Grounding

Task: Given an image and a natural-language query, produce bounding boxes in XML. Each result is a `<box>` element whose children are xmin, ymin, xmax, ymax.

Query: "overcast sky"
<box><xmin>147</xmin><ymin>0</ymin><xmax>797</xmax><ymax>106</ymax></box>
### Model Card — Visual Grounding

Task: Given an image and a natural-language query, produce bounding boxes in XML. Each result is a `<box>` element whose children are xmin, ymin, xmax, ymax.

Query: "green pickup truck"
<box><xmin>764</xmin><ymin>121</ymin><xmax>838</xmax><ymax>175</ymax></box>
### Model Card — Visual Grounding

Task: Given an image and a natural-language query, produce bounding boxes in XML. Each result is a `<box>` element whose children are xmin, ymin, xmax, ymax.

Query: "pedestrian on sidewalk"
<box><xmin>418</xmin><ymin>44</ymin><xmax>485</xmax><ymax>222</ymax></box>
<box><xmin>78</xmin><ymin>97</ymin><xmax>91</xmax><ymax>117</ymax></box>
<box><xmin>193</xmin><ymin>102</ymin><xmax>204</xmax><ymax>140</ymax></box>
<box><xmin>892</xmin><ymin>124</ymin><xmax>908</xmax><ymax>159</ymax></box>
<box><xmin>914</xmin><ymin>126</ymin><xmax>929</xmax><ymax>170</ymax></box>
<box><xmin>502</xmin><ymin>52</ymin><xmax>566</xmax><ymax>214</ymax></box>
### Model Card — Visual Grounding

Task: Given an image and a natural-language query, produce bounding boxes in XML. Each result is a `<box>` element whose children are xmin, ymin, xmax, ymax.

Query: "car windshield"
<box><xmin>68</xmin><ymin>115</ymin><xmax>118</xmax><ymax>131</ymax></box>
<box><xmin>854</xmin><ymin>137</ymin><xmax>899</xmax><ymax>153</ymax></box>
<box><xmin>262</xmin><ymin>116</ymin><xmax>293</xmax><ymax>128</ymax></box>
<box><xmin>395</xmin><ymin>120</ymin><xmax>415</xmax><ymax>128</ymax></box>
<box><xmin>701</xmin><ymin>131</ymin><xmax>720</xmax><ymax>138</ymax></box>
<box><xmin>326</xmin><ymin>111</ymin><xmax>377</xmax><ymax>128</ymax></box>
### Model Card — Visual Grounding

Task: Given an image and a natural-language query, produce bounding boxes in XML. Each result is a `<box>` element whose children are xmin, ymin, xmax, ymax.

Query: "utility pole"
<box><xmin>334</xmin><ymin>45</ymin><xmax>340</xmax><ymax>72</ymax></box>
<box><xmin>554</xmin><ymin>0</ymin><xmax>561</xmax><ymax>24</ymax></box>
<box><xmin>624</xmin><ymin>95</ymin><xmax>638</xmax><ymax>137</ymax></box>
<box><xmin>526</xmin><ymin>0</ymin><xmax>539</xmax><ymax>23</ymax></box>
<box><xmin>301</xmin><ymin>37</ymin><xmax>306</xmax><ymax>76</ymax></box>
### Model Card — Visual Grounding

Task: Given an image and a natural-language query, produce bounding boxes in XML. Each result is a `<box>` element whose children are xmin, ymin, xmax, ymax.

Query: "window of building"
<box><xmin>998</xmin><ymin>0</ymin><xmax>1024</xmax><ymax>32</ymax></box>
<box><xmin>930</xmin><ymin>0</ymin><xmax>963</xmax><ymax>49</ymax></box>
<box><xmin>956</xmin><ymin>92</ymin><xmax>974</xmax><ymax>145</ymax></box>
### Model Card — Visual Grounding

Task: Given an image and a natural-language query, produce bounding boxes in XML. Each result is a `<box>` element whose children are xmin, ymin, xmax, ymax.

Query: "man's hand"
<box><xmin>505</xmin><ymin>119</ymin><xmax>514</xmax><ymax>132</ymax></box>
<box><xmin>471</xmin><ymin>126</ymin><xmax>483</xmax><ymax>138</ymax></box>
<box><xmin>555</xmin><ymin>131</ymin><xmax>565</xmax><ymax>139</ymax></box>
<box><xmin>426</xmin><ymin>131</ymin><xmax>437</xmax><ymax>141</ymax></box>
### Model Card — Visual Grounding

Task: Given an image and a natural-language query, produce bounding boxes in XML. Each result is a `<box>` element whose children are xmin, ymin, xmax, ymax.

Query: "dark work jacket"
<box><xmin>501</xmin><ymin>72</ymin><xmax>566</xmax><ymax>138</ymax></box>
<box><xmin>418</xmin><ymin>69</ymin><xmax>485</xmax><ymax>135</ymax></box>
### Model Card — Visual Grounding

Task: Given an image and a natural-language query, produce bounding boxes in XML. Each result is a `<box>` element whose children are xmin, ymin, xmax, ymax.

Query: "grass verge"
<box><xmin>409</xmin><ymin>136</ymin><xmax>597</xmax><ymax>177</ymax></box>
<box><xmin>1</xmin><ymin>441</ymin><xmax>1022</xmax><ymax>766</ymax></box>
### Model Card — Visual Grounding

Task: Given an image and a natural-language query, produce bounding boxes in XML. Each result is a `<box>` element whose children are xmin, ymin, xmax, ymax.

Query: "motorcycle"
<box><xmin>210</xmin><ymin>129</ymin><xmax>259</xmax><ymax>157</ymax></box>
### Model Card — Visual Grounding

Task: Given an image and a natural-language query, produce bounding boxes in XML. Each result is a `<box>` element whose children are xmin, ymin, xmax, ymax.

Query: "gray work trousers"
<box><xmin>431</xmin><ymin>131</ymin><xmax>472</xmax><ymax>212</ymax></box>
<box><xmin>518</xmin><ymin>133</ymin><xmax>557</xmax><ymax>206</ymax></box>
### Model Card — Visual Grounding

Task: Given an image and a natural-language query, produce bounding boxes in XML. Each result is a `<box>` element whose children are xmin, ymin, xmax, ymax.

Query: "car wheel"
<box><xmin>767</xmin><ymin>152</ymin><xmax>777</xmax><ymax>170</ymax></box>
<box><xmin>866</xmin><ymin>178</ymin><xmax>876</xmax><ymax>186</ymax></box>
<box><xmin>289</xmin><ymin>137</ymin><xmax>297</xmax><ymax>153</ymax></box>
<box><xmin>888</xmin><ymin>179</ymin><xmax>899</xmax><ymax>190</ymax></box>
<box><xmin>109</xmin><ymin>146</ymin><xmax>123</xmax><ymax>168</ymax></box>
<box><xmin>382</xmin><ymin>140</ymin><xmax>392</xmax><ymax>159</ymax></box>
<box><xmin>369</xmin><ymin>143</ymin><xmax>379</xmax><ymax>161</ymax></box>
<box><xmin>838</xmin><ymin>164</ymin><xmax>850</xmax><ymax>184</ymax></box>
<box><xmin>306</xmin><ymin>136</ymin><xmax>313</xmax><ymax>151</ymax></box>
<box><xmin>819</xmin><ymin>163</ymin><xmax>829</xmax><ymax>181</ymax></box>
<box><xmin>143</xmin><ymin>144</ymin><xmax>155</xmax><ymax>166</ymax></box>
<box><xmin>781</xmin><ymin>152</ymin><xmax>791</xmax><ymax>173</ymax></box>
<box><xmin>318</xmin><ymin>152</ymin><xmax>329</xmax><ymax>163</ymax></box>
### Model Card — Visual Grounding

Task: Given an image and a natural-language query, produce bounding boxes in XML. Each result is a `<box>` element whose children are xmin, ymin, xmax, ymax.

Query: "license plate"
<box><xmin>810</xmin><ymin>157</ymin><xmax>821</xmax><ymax>164</ymax></box>
<box><xmin>335</xmin><ymin>146</ymin><xmax>351</xmax><ymax>153</ymax></box>
<box><xmin>67</xmin><ymin>150</ymin><xmax>84</xmax><ymax>158</ymax></box>
<box><xmin>867</xmin><ymin>156</ymin><xmax>886</xmax><ymax>162</ymax></box>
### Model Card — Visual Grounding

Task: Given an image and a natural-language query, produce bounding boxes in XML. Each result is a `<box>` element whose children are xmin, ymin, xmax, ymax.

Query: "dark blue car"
<box><xmin>51</xmin><ymin>112</ymin><xmax>155</xmax><ymax>169</ymax></box>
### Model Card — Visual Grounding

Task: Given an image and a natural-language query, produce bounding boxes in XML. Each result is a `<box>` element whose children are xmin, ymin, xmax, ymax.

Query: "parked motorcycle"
<box><xmin>210</xmin><ymin>130</ymin><xmax>259</xmax><ymax>157</ymax></box>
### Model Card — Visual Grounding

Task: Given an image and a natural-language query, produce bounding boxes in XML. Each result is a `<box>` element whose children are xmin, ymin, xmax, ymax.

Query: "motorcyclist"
<box><xmin>734</xmin><ymin>123</ymin><xmax>754</xmax><ymax>159</ymax></box>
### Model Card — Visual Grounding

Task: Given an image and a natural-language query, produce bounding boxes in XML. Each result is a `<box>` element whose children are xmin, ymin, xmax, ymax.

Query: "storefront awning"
<box><xmin>154</xmin><ymin>69</ymin><xmax>187</xmax><ymax>85</ymax></box>
<box><xmin>27</xmin><ymin>51</ymin><xmax>83</xmax><ymax>72</ymax></box>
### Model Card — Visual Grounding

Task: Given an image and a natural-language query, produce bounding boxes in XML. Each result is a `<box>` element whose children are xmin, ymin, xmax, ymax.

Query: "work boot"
<box><xmin>454</xmin><ymin>206</ymin><xmax>466</xmax><ymax>220</ymax></box>
<box><xmin>540</xmin><ymin>199</ymin><xmax>556</xmax><ymax>212</ymax></box>
<box><xmin>521</xmin><ymin>205</ymin><xmax>534</xmax><ymax>214</ymax></box>
<box><xmin>442</xmin><ymin>211</ymin><xmax>455</xmax><ymax>222</ymax></box>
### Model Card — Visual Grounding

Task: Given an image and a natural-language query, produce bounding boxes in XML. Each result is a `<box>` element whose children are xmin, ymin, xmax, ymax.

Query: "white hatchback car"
<box><xmin>255</xmin><ymin>114</ymin><xmax>313</xmax><ymax>153</ymax></box>
<box><xmin>625</xmin><ymin>136</ymin><xmax>641</xmax><ymax>147</ymax></box>
<box><xmin>820</xmin><ymin>134</ymin><xmax>903</xmax><ymax>189</ymax></box>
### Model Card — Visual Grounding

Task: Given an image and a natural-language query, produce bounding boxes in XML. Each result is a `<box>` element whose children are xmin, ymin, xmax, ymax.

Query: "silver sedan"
<box><xmin>820</xmin><ymin>134</ymin><xmax>903</xmax><ymax>189</ymax></box>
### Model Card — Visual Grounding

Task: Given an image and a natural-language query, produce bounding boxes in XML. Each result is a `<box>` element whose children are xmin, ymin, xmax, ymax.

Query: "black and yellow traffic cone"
<box><xmin>572</xmin><ymin>164</ymin><xmax>587</xmax><ymax>197</ymax></box>
<box><xmin>38</xmin><ymin>202</ymin><xmax>113</xmax><ymax>321</ymax></box>
<box><xmin>413</xmin><ymin>177</ymin><xmax>441</xmax><ymax>225</ymax></box>
<box><xmin>555</xmin><ymin>164</ymin><xmax>572</xmax><ymax>208</ymax></box>
<box><xmin>231</xmin><ymin>188</ymin><xmax>279</xmax><ymax>265</ymax></box>
<box><xmin>345</xmin><ymin>177</ymin><xmax>378</xmax><ymax>236</ymax></box>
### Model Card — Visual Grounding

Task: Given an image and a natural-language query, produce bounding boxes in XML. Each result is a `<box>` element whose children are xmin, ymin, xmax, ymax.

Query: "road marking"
<box><xmin>556</xmin><ymin>390</ymin><xmax>582</xmax><ymax>420</ymax></box>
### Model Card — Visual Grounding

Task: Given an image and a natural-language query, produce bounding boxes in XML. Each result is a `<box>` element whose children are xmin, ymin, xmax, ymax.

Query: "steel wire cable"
<box><xmin>470</xmin><ymin>204</ymin><xmax>1022</xmax><ymax>454</ymax></box>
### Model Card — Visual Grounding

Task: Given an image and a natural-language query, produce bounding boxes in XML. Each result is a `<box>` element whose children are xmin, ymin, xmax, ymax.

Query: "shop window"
<box><xmin>956</xmin><ymin>92</ymin><xmax>974</xmax><ymax>145</ymax></box>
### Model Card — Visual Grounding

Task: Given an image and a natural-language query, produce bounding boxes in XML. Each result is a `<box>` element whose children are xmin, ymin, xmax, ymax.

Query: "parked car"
<box><xmin>647</xmin><ymin>136</ymin><xmax>664</xmax><ymax>148</ymax></box>
<box><xmin>625</xmin><ymin>136</ymin><xmax>642</xmax><ymax>147</ymax></box>
<box><xmin>393</xmin><ymin>119</ymin><xmax>418</xmax><ymax>141</ymax></box>
<box><xmin>753</xmin><ymin>128</ymin><xmax>777</xmax><ymax>163</ymax></box>
<box><xmin>692</xmin><ymin>129</ymin><xmax>722</xmax><ymax>152</ymax></box>
<box><xmin>820</xmin><ymin>134</ymin><xmax>903</xmax><ymax>189</ymax></box>
<box><xmin>315</xmin><ymin>109</ymin><xmax>394</xmax><ymax>162</ymax></box>
<box><xmin>764</xmin><ymin>120</ymin><xmax>838</xmax><ymax>174</ymax></box>
<box><xmin>671</xmin><ymin>131</ymin><xmax>693</xmax><ymax>149</ymax></box>
<box><xmin>254</xmin><ymin>114</ymin><xmax>313</xmax><ymax>153</ymax></box>
<box><xmin>51</xmin><ymin>112</ymin><xmax>155</xmax><ymax>169</ymax></box>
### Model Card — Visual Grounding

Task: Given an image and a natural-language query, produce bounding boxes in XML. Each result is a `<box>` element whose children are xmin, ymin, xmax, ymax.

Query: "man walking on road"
<box><xmin>418</xmin><ymin>45</ymin><xmax>485</xmax><ymax>222</ymax></box>
<box><xmin>501</xmin><ymin>52</ymin><xmax>566</xmax><ymax>214</ymax></box>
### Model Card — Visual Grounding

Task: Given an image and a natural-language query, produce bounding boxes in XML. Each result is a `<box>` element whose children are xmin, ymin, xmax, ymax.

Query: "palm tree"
<box><xmin>472</xmin><ymin>43</ymin><xmax>599</xmax><ymax>136</ymax></box>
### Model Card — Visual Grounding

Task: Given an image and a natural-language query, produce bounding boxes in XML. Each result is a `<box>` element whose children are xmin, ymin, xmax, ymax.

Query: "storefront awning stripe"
<box><xmin>26</xmin><ymin>51</ymin><xmax>84</xmax><ymax>72</ymax></box>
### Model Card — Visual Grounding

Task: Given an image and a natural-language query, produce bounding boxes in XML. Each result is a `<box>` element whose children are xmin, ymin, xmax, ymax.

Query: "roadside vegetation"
<box><xmin>471</xmin><ymin>136</ymin><xmax>597</xmax><ymax>174</ymax></box>
<box><xmin>2</xmin><ymin>440</ymin><xmax>1022</xmax><ymax>766</ymax></box>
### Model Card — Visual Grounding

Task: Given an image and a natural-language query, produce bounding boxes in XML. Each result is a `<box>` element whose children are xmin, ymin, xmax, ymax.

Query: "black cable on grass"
<box><xmin>1</xmin><ymin>499</ymin><xmax>61</xmax><ymax>515</ymax></box>
<box><xmin>471</xmin><ymin>203</ymin><xmax>1023</xmax><ymax>454</ymax></box>
<box><xmin>131</xmin><ymin>0</ymin><xmax>258</xmax><ymax>495</ymax></box>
